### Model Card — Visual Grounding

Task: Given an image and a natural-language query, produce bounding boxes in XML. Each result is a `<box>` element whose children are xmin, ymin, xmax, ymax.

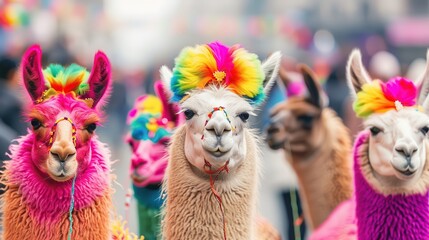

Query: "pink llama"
<box><xmin>126</xmin><ymin>81</ymin><xmax>184</xmax><ymax>239</ymax></box>
<box><xmin>2</xmin><ymin>45</ymin><xmax>113</xmax><ymax>239</ymax></box>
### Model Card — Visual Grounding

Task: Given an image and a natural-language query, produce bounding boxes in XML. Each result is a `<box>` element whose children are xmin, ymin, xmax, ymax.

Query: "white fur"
<box><xmin>160</xmin><ymin>52</ymin><xmax>282</xmax><ymax>238</ymax></box>
<box><xmin>261</xmin><ymin>52</ymin><xmax>282</xmax><ymax>96</ymax></box>
<box><xmin>347</xmin><ymin>49</ymin><xmax>429</xmax><ymax>194</ymax></box>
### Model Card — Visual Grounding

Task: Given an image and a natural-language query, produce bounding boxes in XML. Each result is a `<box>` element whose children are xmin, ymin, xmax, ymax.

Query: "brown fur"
<box><xmin>269</xmin><ymin>96</ymin><xmax>353</xmax><ymax>230</ymax></box>
<box><xmin>2</xmin><ymin>184</ymin><xmax>112</xmax><ymax>240</ymax></box>
<box><xmin>162</xmin><ymin>125</ymin><xmax>280</xmax><ymax>240</ymax></box>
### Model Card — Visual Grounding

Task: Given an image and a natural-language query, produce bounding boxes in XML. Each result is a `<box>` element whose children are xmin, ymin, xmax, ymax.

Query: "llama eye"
<box><xmin>297</xmin><ymin>115</ymin><xmax>314</xmax><ymax>125</ymax></box>
<box><xmin>31</xmin><ymin>119</ymin><xmax>42</xmax><ymax>130</ymax></box>
<box><xmin>420</xmin><ymin>126</ymin><xmax>429</xmax><ymax>135</ymax></box>
<box><xmin>238</xmin><ymin>112</ymin><xmax>250</xmax><ymax>122</ymax></box>
<box><xmin>370</xmin><ymin>126</ymin><xmax>382</xmax><ymax>136</ymax></box>
<box><xmin>184</xmin><ymin>109</ymin><xmax>195</xmax><ymax>120</ymax></box>
<box><xmin>86</xmin><ymin>123</ymin><xmax>97</xmax><ymax>133</ymax></box>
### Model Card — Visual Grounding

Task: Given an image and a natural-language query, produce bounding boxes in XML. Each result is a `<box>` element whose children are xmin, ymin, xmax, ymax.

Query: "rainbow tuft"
<box><xmin>354</xmin><ymin>77</ymin><xmax>418</xmax><ymax>117</ymax></box>
<box><xmin>36</xmin><ymin>64</ymin><xmax>90</xmax><ymax>103</ymax></box>
<box><xmin>127</xmin><ymin>95</ymin><xmax>173</xmax><ymax>143</ymax></box>
<box><xmin>170</xmin><ymin>41</ymin><xmax>266</xmax><ymax>104</ymax></box>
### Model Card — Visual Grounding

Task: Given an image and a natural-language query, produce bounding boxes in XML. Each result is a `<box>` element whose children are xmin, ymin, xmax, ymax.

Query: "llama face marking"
<box><xmin>181</xmin><ymin>88</ymin><xmax>252</xmax><ymax>170</ymax></box>
<box><xmin>365</xmin><ymin>109</ymin><xmax>429</xmax><ymax>183</ymax></box>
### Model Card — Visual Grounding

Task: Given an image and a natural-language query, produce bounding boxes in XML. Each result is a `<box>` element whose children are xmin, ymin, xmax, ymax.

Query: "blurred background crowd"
<box><xmin>1</xmin><ymin>0</ymin><xmax>429</xmax><ymax>239</ymax></box>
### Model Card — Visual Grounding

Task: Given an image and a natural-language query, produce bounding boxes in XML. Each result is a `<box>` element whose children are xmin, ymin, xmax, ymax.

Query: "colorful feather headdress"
<box><xmin>170</xmin><ymin>41</ymin><xmax>266</xmax><ymax>104</ymax></box>
<box><xmin>127</xmin><ymin>95</ymin><xmax>174</xmax><ymax>143</ymax></box>
<box><xmin>37</xmin><ymin>64</ymin><xmax>92</xmax><ymax>105</ymax></box>
<box><xmin>354</xmin><ymin>77</ymin><xmax>420</xmax><ymax>117</ymax></box>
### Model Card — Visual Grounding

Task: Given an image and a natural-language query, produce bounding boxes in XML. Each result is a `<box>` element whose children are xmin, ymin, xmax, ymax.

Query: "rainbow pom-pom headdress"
<box><xmin>170</xmin><ymin>41</ymin><xmax>266</xmax><ymax>104</ymax></box>
<box><xmin>37</xmin><ymin>64</ymin><xmax>91</xmax><ymax>104</ymax></box>
<box><xmin>354</xmin><ymin>77</ymin><xmax>419</xmax><ymax>117</ymax></box>
<box><xmin>127</xmin><ymin>95</ymin><xmax>173</xmax><ymax>143</ymax></box>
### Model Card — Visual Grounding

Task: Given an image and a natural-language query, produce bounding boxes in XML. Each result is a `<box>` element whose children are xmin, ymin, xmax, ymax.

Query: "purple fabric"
<box><xmin>354</xmin><ymin>132</ymin><xmax>429</xmax><ymax>240</ymax></box>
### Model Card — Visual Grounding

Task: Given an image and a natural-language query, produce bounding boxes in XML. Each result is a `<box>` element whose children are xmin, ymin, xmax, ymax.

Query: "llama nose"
<box><xmin>395</xmin><ymin>146</ymin><xmax>417</xmax><ymax>163</ymax></box>
<box><xmin>50</xmin><ymin>144</ymin><xmax>76</xmax><ymax>162</ymax></box>
<box><xmin>205</xmin><ymin>118</ymin><xmax>231</xmax><ymax>136</ymax></box>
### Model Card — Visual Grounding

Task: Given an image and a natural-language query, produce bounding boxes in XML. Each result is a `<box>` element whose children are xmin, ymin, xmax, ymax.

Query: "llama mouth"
<box><xmin>131</xmin><ymin>174</ymin><xmax>148</xmax><ymax>183</ymax></box>
<box><xmin>393</xmin><ymin>166</ymin><xmax>416</xmax><ymax>177</ymax></box>
<box><xmin>209</xmin><ymin>150</ymin><xmax>228</xmax><ymax>157</ymax></box>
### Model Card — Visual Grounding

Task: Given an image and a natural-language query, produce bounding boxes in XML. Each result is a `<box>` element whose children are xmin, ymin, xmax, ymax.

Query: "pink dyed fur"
<box><xmin>21</xmin><ymin>46</ymin><xmax>45</xmax><ymax>102</ymax></box>
<box><xmin>309</xmin><ymin>198</ymin><xmax>357</xmax><ymax>240</ymax></box>
<box><xmin>127</xmin><ymin>136</ymin><xmax>168</xmax><ymax>187</ymax></box>
<box><xmin>3</xmin><ymin>45</ymin><xmax>112</xmax><ymax>226</ymax></box>
<box><xmin>127</xmin><ymin>81</ymin><xmax>184</xmax><ymax>187</ymax></box>
<box><xmin>80</xmin><ymin>51</ymin><xmax>112</xmax><ymax>109</ymax></box>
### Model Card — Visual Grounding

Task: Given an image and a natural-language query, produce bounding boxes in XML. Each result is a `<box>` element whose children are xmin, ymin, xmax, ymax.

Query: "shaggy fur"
<box><xmin>292</xmin><ymin>108</ymin><xmax>352</xmax><ymax>229</ymax></box>
<box><xmin>162</xmin><ymin>126</ymin><xmax>259</xmax><ymax>239</ymax></box>
<box><xmin>355</xmin><ymin>132</ymin><xmax>429</xmax><ymax>240</ymax></box>
<box><xmin>310</xmin><ymin>131</ymin><xmax>429</xmax><ymax>240</ymax></box>
<box><xmin>1</xmin><ymin>45</ymin><xmax>113</xmax><ymax>240</ymax></box>
<box><xmin>161</xmin><ymin>46</ymin><xmax>281</xmax><ymax>240</ymax></box>
<box><xmin>162</xmin><ymin>126</ymin><xmax>279</xmax><ymax>239</ymax></box>
<box><xmin>2</xmin><ymin>132</ymin><xmax>111</xmax><ymax>239</ymax></box>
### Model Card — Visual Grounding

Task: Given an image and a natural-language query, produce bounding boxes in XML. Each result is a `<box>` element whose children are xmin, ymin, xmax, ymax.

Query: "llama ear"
<box><xmin>346</xmin><ymin>49</ymin><xmax>371</xmax><ymax>97</ymax></box>
<box><xmin>80</xmin><ymin>51</ymin><xmax>112</xmax><ymax>108</ymax></box>
<box><xmin>261</xmin><ymin>51</ymin><xmax>281</xmax><ymax>95</ymax></box>
<box><xmin>278</xmin><ymin>65</ymin><xmax>292</xmax><ymax>89</ymax></box>
<box><xmin>155</xmin><ymin>81</ymin><xmax>177</xmax><ymax>122</ymax></box>
<box><xmin>299</xmin><ymin>64</ymin><xmax>326</xmax><ymax>108</ymax></box>
<box><xmin>21</xmin><ymin>45</ymin><xmax>46</xmax><ymax>103</ymax></box>
<box><xmin>417</xmin><ymin>49</ymin><xmax>429</xmax><ymax>106</ymax></box>
<box><xmin>159</xmin><ymin>65</ymin><xmax>174</xmax><ymax>101</ymax></box>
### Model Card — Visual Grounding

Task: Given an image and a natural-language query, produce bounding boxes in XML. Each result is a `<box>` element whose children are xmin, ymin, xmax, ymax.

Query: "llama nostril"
<box><xmin>395</xmin><ymin>147</ymin><xmax>417</xmax><ymax>161</ymax></box>
<box><xmin>50</xmin><ymin>151</ymin><xmax>76</xmax><ymax>162</ymax></box>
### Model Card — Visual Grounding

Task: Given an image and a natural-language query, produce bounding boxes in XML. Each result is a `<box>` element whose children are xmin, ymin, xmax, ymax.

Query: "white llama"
<box><xmin>160</xmin><ymin>42</ymin><xmax>281</xmax><ymax>240</ymax></box>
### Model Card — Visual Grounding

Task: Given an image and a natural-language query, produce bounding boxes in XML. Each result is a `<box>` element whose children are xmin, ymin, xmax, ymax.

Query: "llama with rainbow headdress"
<box><xmin>160</xmin><ymin>41</ymin><xmax>281</xmax><ymax>239</ymax></box>
<box><xmin>1</xmin><ymin>45</ymin><xmax>142</xmax><ymax>240</ymax></box>
<box><xmin>125</xmin><ymin>81</ymin><xmax>184</xmax><ymax>239</ymax></box>
<box><xmin>310</xmin><ymin>49</ymin><xmax>429</xmax><ymax>240</ymax></box>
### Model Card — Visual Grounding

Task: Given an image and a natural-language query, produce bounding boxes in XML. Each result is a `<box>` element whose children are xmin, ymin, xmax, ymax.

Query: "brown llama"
<box><xmin>266</xmin><ymin>65</ymin><xmax>353</xmax><ymax>230</ymax></box>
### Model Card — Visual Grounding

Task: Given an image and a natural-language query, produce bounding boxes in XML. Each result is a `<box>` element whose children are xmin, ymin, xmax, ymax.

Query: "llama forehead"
<box><xmin>181</xmin><ymin>87</ymin><xmax>253</xmax><ymax>114</ymax></box>
<box><xmin>365</xmin><ymin>109</ymin><xmax>429</xmax><ymax>129</ymax></box>
<box><xmin>29</xmin><ymin>94</ymin><xmax>100</xmax><ymax>124</ymax></box>
<box><xmin>272</xmin><ymin>97</ymin><xmax>320</xmax><ymax>117</ymax></box>
<box><xmin>135</xmin><ymin>140</ymin><xmax>166</xmax><ymax>156</ymax></box>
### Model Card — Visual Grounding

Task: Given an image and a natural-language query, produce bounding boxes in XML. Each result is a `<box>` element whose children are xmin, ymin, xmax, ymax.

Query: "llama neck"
<box><xmin>290</xmin><ymin>109</ymin><xmax>353</xmax><ymax>230</ymax></box>
<box><xmin>162</xmin><ymin>126</ymin><xmax>259</xmax><ymax>240</ymax></box>
<box><xmin>354</xmin><ymin>132</ymin><xmax>429</xmax><ymax>240</ymax></box>
<box><xmin>3</xmin><ymin>134</ymin><xmax>111</xmax><ymax>223</ymax></box>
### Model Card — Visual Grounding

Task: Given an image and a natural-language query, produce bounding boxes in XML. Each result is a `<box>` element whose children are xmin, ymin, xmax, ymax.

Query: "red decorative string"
<box><xmin>204</xmin><ymin>159</ymin><xmax>230</xmax><ymax>240</ymax></box>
